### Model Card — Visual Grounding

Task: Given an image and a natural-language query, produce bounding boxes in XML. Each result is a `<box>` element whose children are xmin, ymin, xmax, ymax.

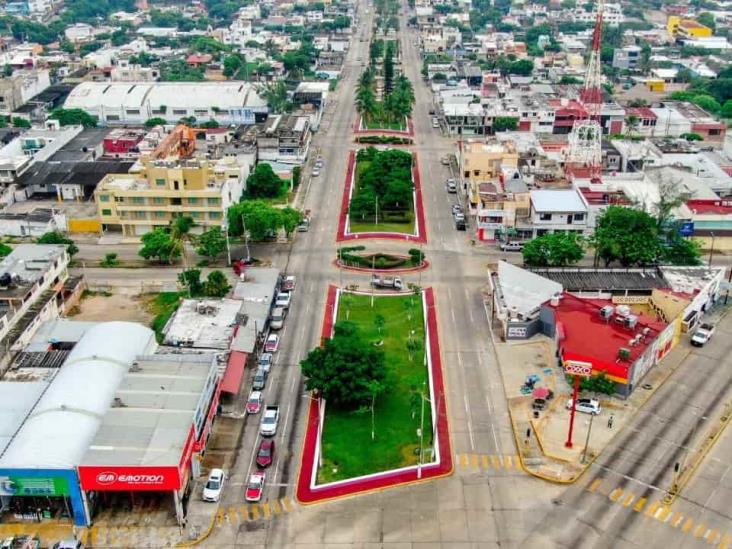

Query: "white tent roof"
<box><xmin>0</xmin><ymin>322</ymin><xmax>156</xmax><ymax>469</ymax></box>
<box><xmin>496</xmin><ymin>261</ymin><xmax>563</xmax><ymax>317</ymax></box>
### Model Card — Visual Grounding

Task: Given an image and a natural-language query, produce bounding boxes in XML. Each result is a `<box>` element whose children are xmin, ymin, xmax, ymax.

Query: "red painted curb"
<box><xmin>334</xmin><ymin>258</ymin><xmax>430</xmax><ymax>274</ymax></box>
<box><xmin>336</xmin><ymin>151</ymin><xmax>427</xmax><ymax>244</ymax></box>
<box><xmin>295</xmin><ymin>287</ymin><xmax>452</xmax><ymax>504</ymax></box>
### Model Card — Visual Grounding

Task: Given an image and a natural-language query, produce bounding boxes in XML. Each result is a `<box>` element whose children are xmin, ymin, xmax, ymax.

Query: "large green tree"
<box><xmin>139</xmin><ymin>228</ymin><xmax>180</xmax><ymax>263</ymax></box>
<box><xmin>204</xmin><ymin>270</ymin><xmax>231</xmax><ymax>297</ymax></box>
<box><xmin>195</xmin><ymin>226</ymin><xmax>227</xmax><ymax>261</ymax></box>
<box><xmin>592</xmin><ymin>206</ymin><xmax>660</xmax><ymax>266</ymax></box>
<box><xmin>227</xmin><ymin>200</ymin><xmax>283</xmax><ymax>240</ymax></box>
<box><xmin>300</xmin><ymin>321</ymin><xmax>386</xmax><ymax>408</ymax></box>
<box><xmin>37</xmin><ymin>231</ymin><xmax>78</xmax><ymax>257</ymax></box>
<box><xmin>522</xmin><ymin>232</ymin><xmax>584</xmax><ymax>267</ymax></box>
<box><xmin>48</xmin><ymin>108</ymin><xmax>97</xmax><ymax>128</ymax></box>
<box><xmin>246</xmin><ymin>163</ymin><xmax>284</xmax><ymax>198</ymax></box>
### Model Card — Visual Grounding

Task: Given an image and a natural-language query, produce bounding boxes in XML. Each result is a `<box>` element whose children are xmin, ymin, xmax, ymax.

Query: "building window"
<box><xmin>191</xmin><ymin>211</ymin><xmax>202</xmax><ymax>218</ymax></box>
<box><xmin>539</xmin><ymin>213</ymin><xmax>552</xmax><ymax>221</ymax></box>
<box><xmin>188</xmin><ymin>197</ymin><xmax>199</xmax><ymax>204</ymax></box>
<box><xmin>194</xmin><ymin>109</ymin><xmax>208</xmax><ymax>116</ymax></box>
<box><xmin>209</xmin><ymin>212</ymin><xmax>222</xmax><ymax>220</ymax></box>
<box><xmin>173</xmin><ymin>109</ymin><xmax>187</xmax><ymax>115</ymax></box>
<box><xmin>207</xmin><ymin>197</ymin><xmax>220</xmax><ymax>206</ymax></box>
<box><xmin>155</xmin><ymin>178</ymin><xmax>166</xmax><ymax>186</ymax></box>
<box><xmin>152</xmin><ymin>197</ymin><xmax>165</xmax><ymax>204</ymax></box>
<box><xmin>132</xmin><ymin>197</ymin><xmax>145</xmax><ymax>204</ymax></box>
<box><xmin>154</xmin><ymin>211</ymin><xmax>166</xmax><ymax>218</ymax></box>
<box><xmin>115</xmin><ymin>197</ymin><xmax>124</xmax><ymax>203</ymax></box>
<box><xmin>126</xmin><ymin>109</ymin><xmax>140</xmax><ymax>115</ymax></box>
<box><xmin>573</xmin><ymin>213</ymin><xmax>585</xmax><ymax>222</ymax></box>
<box><xmin>134</xmin><ymin>211</ymin><xmax>146</xmax><ymax>219</ymax></box>
<box><xmin>709</xmin><ymin>129</ymin><xmax>721</xmax><ymax>136</ymax></box>
<box><xmin>106</xmin><ymin>115</ymin><xmax>120</xmax><ymax>121</ymax></box>
<box><xmin>101</xmin><ymin>209</ymin><xmax>112</xmax><ymax>216</ymax></box>
<box><xmin>99</xmin><ymin>194</ymin><xmax>110</xmax><ymax>202</ymax></box>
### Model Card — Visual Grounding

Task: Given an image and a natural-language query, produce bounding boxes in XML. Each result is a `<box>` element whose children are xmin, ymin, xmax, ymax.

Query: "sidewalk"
<box><xmin>494</xmin><ymin>332</ymin><xmax>696</xmax><ymax>483</ymax></box>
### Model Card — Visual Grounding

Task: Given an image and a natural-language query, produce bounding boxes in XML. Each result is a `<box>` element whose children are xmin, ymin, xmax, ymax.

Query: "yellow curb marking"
<box><xmin>587</xmin><ymin>478</ymin><xmax>602</xmax><ymax>493</ymax></box>
<box><xmin>609</xmin><ymin>488</ymin><xmax>623</xmax><ymax>502</ymax></box>
<box><xmin>504</xmin><ymin>455</ymin><xmax>513</xmax><ymax>469</ymax></box>
<box><xmin>622</xmin><ymin>493</ymin><xmax>635</xmax><ymax>507</ymax></box>
<box><xmin>718</xmin><ymin>533</ymin><xmax>731</xmax><ymax>549</ymax></box>
<box><xmin>272</xmin><ymin>500</ymin><xmax>282</xmax><ymax>515</ymax></box>
<box><xmin>459</xmin><ymin>453</ymin><xmax>468</xmax><ymax>467</ymax></box>
<box><xmin>671</xmin><ymin>512</ymin><xmax>685</xmax><ymax>527</ymax></box>
<box><xmin>481</xmin><ymin>455</ymin><xmax>490</xmax><ymax>468</ymax></box>
<box><xmin>682</xmin><ymin>518</ymin><xmax>694</xmax><ymax>533</ymax></box>
<box><xmin>694</xmin><ymin>524</ymin><xmax>707</xmax><ymax>539</ymax></box>
<box><xmin>240</xmin><ymin>506</ymin><xmax>249</xmax><ymax>521</ymax></box>
<box><xmin>228</xmin><ymin>507</ymin><xmax>239</xmax><ymax>523</ymax></box>
<box><xmin>645</xmin><ymin>501</ymin><xmax>661</xmax><ymax>517</ymax></box>
<box><xmin>707</xmin><ymin>529</ymin><xmax>720</xmax><ymax>544</ymax></box>
<box><xmin>216</xmin><ymin>509</ymin><xmax>225</xmax><ymax>526</ymax></box>
<box><xmin>633</xmin><ymin>497</ymin><xmax>647</xmax><ymax>512</ymax></box>
<box><xmin>492</xmin><ymin>455</ymin><xmax>501</xmax><ymax>468</ymax></box>
<box><xmin>656</xmin><ymin>506</ymin><xmax>672</xmax><ymax>522</ymax></box>
<box><xmin>281</xmin><ymin>497</ymin><xmax>293</xmax><ymax>513</ymax></box>
<box><xmin>471</xmin><ymin>454</ymin><xmax>479</xmax><ymax>468</ymax></box>
<box><xmin>250</xmin><ymin>504</ymin><xmax>260</xmax><ymax>520</ymax></box>
<box><xmin>262</xmin><ymin>501</ymin><xmax>271</xmax><ymax>519</ymax></box>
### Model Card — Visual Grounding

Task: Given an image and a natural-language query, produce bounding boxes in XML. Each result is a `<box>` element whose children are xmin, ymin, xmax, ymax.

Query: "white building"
<box><xmin>519</xmin><ymin>189</ymin><xmax>589</xmax><ymax>237</ymax></box>
<box><xmin>64</xmin><ymin>82</ymin><xmax>268</xmax><ymax>126</ymax></box>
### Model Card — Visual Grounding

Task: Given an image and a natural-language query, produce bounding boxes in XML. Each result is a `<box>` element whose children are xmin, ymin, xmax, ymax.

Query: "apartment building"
<box><xmin>0</xmin><ymin>69</ymin><xmax>51</xmax><ymax>115</ymax></box>
<box><xmin>0</xmin><ymin>245</ymin><xmax>71</xmax><ymax>360</ymax></box>
<box><xmin>612</xmin><ymin>45</ymin><xmax>641</xmax><ymax>70</ymax></box>
<box><xmin>95</xmin><ymin>157</ymin><xmax>245</xmax><ymax>238</ymax></box>
<box><xmin>516</xmin><ymin>189</ymin><xmax>590</xmax><ymax>238</ymax></box>
<box><xmin>667</xmin><ymin>16</ymin><xmax>713</xmax><ymax>39</ymax></box>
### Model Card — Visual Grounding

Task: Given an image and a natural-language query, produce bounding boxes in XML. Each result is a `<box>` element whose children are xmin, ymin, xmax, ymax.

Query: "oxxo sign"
<box><xmin>563</xmin><ymin>360</ymin><xmax>592</xmax><ymax>378</ymax></box>
<box><xmin>79</xmin><ymin>466</ymin><xmax>180</xmax><ymax>491</ymax></box>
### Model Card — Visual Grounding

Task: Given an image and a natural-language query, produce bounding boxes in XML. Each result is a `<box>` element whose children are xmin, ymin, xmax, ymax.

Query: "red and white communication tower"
<box><xmin>565</xmin><ymin>0</ymin><xmax>605</xmax><ymax>182</ymax></box>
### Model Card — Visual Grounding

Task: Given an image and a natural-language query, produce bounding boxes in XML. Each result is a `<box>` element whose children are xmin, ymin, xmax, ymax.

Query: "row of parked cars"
<box><xmin>202</xmin><ymin>275</ymin><xmax>297</xmax><ymax>505</ymax></box>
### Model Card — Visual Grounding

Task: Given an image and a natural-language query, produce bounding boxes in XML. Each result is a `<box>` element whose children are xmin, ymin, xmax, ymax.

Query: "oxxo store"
<box><xmin>77</xmin><ymin>354</ymin><xmax>220</xmax><ymax>525</ymax></box>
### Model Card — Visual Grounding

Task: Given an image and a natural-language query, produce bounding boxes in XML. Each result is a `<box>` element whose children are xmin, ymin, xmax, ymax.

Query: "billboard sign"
<box><xmin>563</xmin><ymin>360</ymin><xmax>592</xmax><ymax>377</ymax></box>
<box><xmin>78</xmin><ymin>466</ymin><xmax>181</xmax><ymax>491</ymax></box>
<box><xmin>678</xmin><ymin>221</ymin><xmax>694</xmax><ymax>237</ymax></box>
<box><xmin>0</xmin><ymin>475</ymin><xmax>70</xmax><ymax>497</ymax></box>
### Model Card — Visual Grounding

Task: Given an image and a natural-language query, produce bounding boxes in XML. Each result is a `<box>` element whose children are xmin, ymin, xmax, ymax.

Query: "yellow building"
<box><xmin>95</xmin><ymin>157</ymin><xmax>246</xmax><ymax>238</ymax></box>
<box><xmin>667</xmin><ymin>16</ymin><xmax>713</xmax><ymax>38</ymax></box>
<box><xmin>459</xmin><ymin>139</ymin><xmax>519</xmax><ymax>200</ymax></box>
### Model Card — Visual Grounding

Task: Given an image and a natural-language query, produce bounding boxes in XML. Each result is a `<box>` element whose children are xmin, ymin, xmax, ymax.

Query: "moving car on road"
<box><xmin>264</xmin><ymin>334</ymin><xmax>280</xmax><ymax>352</ymax></box>
<box><xmin>258</xmin><ymin>352</ymin><xmax>273</xmax><ymax>373</ymax></box>
<box><xmin>252</xmin><ymin>368</ymin><xmax>267</xmax><ymax>391</ymax></box>
<box><xmin>246</xmin><ymin>391</ymin><xmax>263</xmax><ymax>414</ymax></box>
<box><xmin>256</xmin><ymin>439</ymin><xmax>275</xmax><ymax>468</ymax></box>
<box><xmin>202</xmin><ymin>468</ymin><xmax>225</xmax><ymax>502</ymax></box>
<box><xmin>566</xmin><ymin>398</ymin><xmax>601</xmax><ymax>415</ymax></box>
<box><xmin>691</xmin><ymin>323</ymin><xmax>715</xmax><ymax>347</ymax></box>
<box><xmin>245</xmin><ymin>471</ymin><xmax>266</xmax><ymax>502</ymax></box>
<box><xmin>371</xmin><ymin>275</ymin><xmax>403</xmax><ymax>290</ymax></box>
<box><xmin>500</xmin><ymin>241</ymin><xmax>524</xmax><ymax>252</ymax></box>
<box><xmin>452</xmin><ymin>204</ymin><xmax>462</xmax><ymax>216</ymax></box>
<box><xmin>260</xmin><ymin>405</ymin><xmax>280</xmax><ymax>437</ymax></box>
<box><xmin>446</xmin><ymin>179</ymin><xmax>457</xmax><ymax>193</ymax></box>
<box><xmin>282</xmin><ymin>275</ymin><xmax>297</xmax><ymax>292</ymax></box>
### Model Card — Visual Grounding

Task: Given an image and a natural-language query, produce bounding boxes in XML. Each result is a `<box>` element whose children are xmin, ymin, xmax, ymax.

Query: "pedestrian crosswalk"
<box><xmin>585</xmin><ymin>478</ymin><xmax>731</xmax><ymax>547</ymax></box>
<box><xmin>215</xmin><ymin>497</ymin><xmax>297</xmax><ymax>528</ymax></box>
<box><xmin>456</xmin><ymin>453</ymin><xmax>521</xmax><ymax>473</ymax></box>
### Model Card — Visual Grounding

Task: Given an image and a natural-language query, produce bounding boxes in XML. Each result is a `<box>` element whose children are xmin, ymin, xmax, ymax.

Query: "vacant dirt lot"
<box><xmin>68</xmin><ymin>291</ymin><xmax>153</xmax><ymax>324</ymax></box>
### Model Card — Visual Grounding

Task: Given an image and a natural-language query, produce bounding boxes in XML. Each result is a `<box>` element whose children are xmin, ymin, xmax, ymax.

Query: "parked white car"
<box><xmin>202</xmin><ymin>468</ymin><xmax>225</xmax><ymax>502</ymax></box>
<box><xmin>275</xmin><ymin>292</ymin><xmax>292</xmax><ymax>308</ymax></box>
<box><xmin>565</xmin><ymin>398</ymin><xmax>601</xmax><ymax>415</ymax></box>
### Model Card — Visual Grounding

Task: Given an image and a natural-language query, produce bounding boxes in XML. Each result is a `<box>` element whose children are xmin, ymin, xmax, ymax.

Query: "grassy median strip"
<box><xmin>318</xmin><ymin>293</ymin><xmax>432</xmax><ymax>483</ymax></box>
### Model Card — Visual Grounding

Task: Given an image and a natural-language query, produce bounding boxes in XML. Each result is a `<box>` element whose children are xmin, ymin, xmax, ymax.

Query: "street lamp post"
<box><xmin>708</xmin><ymin>232</ymin><xmax>715</xmax><ymax>266</ymax></box>
<box><xmin>581</xmin><ymin>412</ymin><xmax>594</xmax><ymax>464</ymax></box>
<box><xmin>417</xmin><ymin>383</ymin><xmax>430</xmax><ymax>479</ymax></box>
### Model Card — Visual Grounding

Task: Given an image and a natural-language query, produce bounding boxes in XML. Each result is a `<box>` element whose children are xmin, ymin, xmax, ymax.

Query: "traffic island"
<box><xmin>295</xmin><ymin>285</ymin><xmax>452</xmax><ymax>503</ymax></box>
<box><xmin>336</xmin><ymin>149</ymin><xmax>427</xmax><ymax>244</ymax></box>
<box><xmin>334</xmin><ymin>246</ymin><xmax>429</xmax><ymax>274</ymax></box>
<box><xmin>354</xmin><ymin>115</ymin><xmax>415</xmax><ymax>138</ymax></box>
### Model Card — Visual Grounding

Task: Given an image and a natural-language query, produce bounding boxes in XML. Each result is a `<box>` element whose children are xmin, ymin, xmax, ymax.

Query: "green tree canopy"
<box><xmin>522</xmin><ymin>232</ymin><xmax>584</xmax><ymax>267</ymax></box>
<box><xmin>37</xmin><ymin>231</ymin><xmax>78</xmax><ymax>256</ymax></box>
<box><xmin>195</xmin><ymin>226</ymin><xmax>227</xmax><ymax>260</ymax></box>
<box><xmin>246</xmin><ymin>163</ymin><xmax>284</xmax><ymax>199</ymax></box>
<box><xmin>227</xmin><ymin>200</ymin><xmax>283</xmax><ymax>240</ymax></box>
<box><xmin>0</xmin><ymin>243</ymin><xmax>12</xmax><ymax>258</ymax></box>
<box><xmin>493</xmin><ymin>116</ymin><xmax>518</xmax><ymax>132</ymax></box>
<box><xmin>49</xmin><ymin>108</ymin><xmax>98</xmax><ymax>128</ymax></box>
<box><xmin>300</xmin><ymin>321</ymin><xmax>387</xmax><ymax>409</ymax></box>
<box><xmin>145</xmin><ymin>117</ymin><xmax>167</xmax><ymax>128</ymax></box>
<box><xmin>592</xmin><ymin>206</ymin><xmax>660</xmax><ymax>267</ymax></box>
<box><xmin>204</xmin><ymin>270</ymin><xmax>231</xmax><ymax>297</ymax></box>
<box><xmin>139</xmin><ymin>228</ymin><xmax>180</xmax><ymax>263</ymax></box>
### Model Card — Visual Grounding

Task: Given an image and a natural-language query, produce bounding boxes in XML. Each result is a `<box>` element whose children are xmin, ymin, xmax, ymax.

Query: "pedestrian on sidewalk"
<box><xmin>608</xmin><ymin>415</ymin><xmax>614</xmax><ymax>429</ymax></box>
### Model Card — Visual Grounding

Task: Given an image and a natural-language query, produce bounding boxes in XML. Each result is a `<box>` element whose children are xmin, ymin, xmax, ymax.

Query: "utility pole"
<box><xmin>708</xmin><ymin>232</ymin><xmax>715</xmax><ymax>266</ymax></box>
<box><xmin>241</xmin><ymin>213</ymin><xmax>251</xmax><ymax>262</ymax></box>
<box><xmin>581</xmin><ymin>412</ymin><xmax>594</xmax><ymax>464</ymax></box>
<box><xmin>224</xmin><ymin>224</ymin><xmax>232</xmax><ymax>266</ymax></box>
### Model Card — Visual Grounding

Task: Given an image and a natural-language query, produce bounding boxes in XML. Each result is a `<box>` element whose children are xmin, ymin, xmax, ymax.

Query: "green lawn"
<box><xmin>145</xmin><ymin>292</ymin><xmax>183</xmax><ymax>343</ymax></box>
<box><xmin>318</xmin><ymin>293</ymin><xmax>432</xmax><ymax>483</ymax></box>
<box><xmin>363</xmin><ymin>117</ymin><xmax>406</xmax><ymax>131</ymax></box>
<box><xmin>349</xmin><ymin>156</ymin><xmax>415</xmax><ymax>235</ymax></box>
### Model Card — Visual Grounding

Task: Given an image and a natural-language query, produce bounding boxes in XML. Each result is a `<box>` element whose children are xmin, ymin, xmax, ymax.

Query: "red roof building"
<box><xmin>546</xmin><ymin>293</ymin><xmax>677</xmax><ymax>396</ymax></box>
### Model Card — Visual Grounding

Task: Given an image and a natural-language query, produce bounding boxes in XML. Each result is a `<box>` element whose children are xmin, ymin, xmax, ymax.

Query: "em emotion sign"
<box><xmin>78</xmin><ymin>466</ymin><xmax>181</xmax><ymax>491</ymax></box>
<box><xmin>563</xmin><ymin>360</ymin><xmax>593</xmax><ymax>378</ymax></box>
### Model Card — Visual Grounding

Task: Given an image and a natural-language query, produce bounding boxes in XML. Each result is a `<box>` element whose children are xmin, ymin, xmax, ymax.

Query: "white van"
<box><xmin>270</xmin><ymin>307</ymin><xmax>287</xmax><ymax>330</ymax></box>
<box><xmin>565</xmin><ymin>398</ymin><xmax>601</xmax><ymax>415</ymax></box>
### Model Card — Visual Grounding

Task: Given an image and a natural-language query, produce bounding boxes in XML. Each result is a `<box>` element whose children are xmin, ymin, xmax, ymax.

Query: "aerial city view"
<box><xmin>0</xmin><ymin>0</ymin><xmax>730</xmax><ymax>545</ymax></box>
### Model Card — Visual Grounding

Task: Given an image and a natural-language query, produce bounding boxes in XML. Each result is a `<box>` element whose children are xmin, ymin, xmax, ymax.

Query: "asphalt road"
<box><xmin>179</xmin><ymin>0</ymin><xmax>732</xmax><ymax>546</ymax></box>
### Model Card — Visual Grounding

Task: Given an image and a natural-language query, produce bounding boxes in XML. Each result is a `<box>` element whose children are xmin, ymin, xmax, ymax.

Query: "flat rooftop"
<box><xmin>530</xmin><ymin>267</ymin><xmax>668</xmax><ymax>293</ymax></box>
<box><xmin>553</xmin><ymin>293</ymin><xmax>667</xmax><ymax>373</ymax></box>
<box><xmin>163</xmin><ymin>298</ymin><xmax>243</xmax><ymax>350</ymax></box>
<box><xmin>0</xmin><ymin>244</ymin><xmax>66</xmax><ymax>300</ymax></box>
<box><xmin>80</xmin><ymin>354</ymin><xmax>216</xmax><ymax>468</ymax></box>
<box><xmin>0</xmin><ymin>381</ymin><xmax>49</xmax><ymax>456</ymax></box>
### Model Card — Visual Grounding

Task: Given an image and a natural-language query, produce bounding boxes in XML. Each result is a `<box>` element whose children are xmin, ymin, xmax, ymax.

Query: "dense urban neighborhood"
<box><xmin>0</xmin><ymin>0</ymin><xmax>730</xmax><ymax>545</ymax></box>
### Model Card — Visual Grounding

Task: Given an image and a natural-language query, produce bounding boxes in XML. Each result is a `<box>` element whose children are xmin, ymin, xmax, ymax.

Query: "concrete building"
<box><xmin>667</xmin><ymin>16</ymin><xmax>713</xmax><ymax>39</ymax></box>
<box><xmin>517</xmin><ymin>189</ymin><xmax>589</xmax><ymax>237</ymax></box>
<box><xmin>0</xmin><ymin>208</ymin><xmax>67</xmax><ymax>237</ymax></box>
<box><xmin>64</xmin><ymin>82</ymin><xmax>268</xmax><ymax>126</ymax></box>
<box><xmin>256</xmin><ymin>114</ymin><xmax>312</xmax><ymax>165</ymax></box>
<box><xmin>0</xmin><ymin>69</ymin><xmax>51</xmax><ymax>115</ymax></box>
<box><xmin>612</xmin><ymin>45</ymin><xmax>641</xmax><ymax>70</ymax></box>
<box><xmin>0</xmin><ymin>244</ymin><xmax>70</xmax><ymax>361</ymax></box>
<box><xmin>95</xmin><ymin>156</ymin><xmax>245</xmax><ymax>238</ymax></box>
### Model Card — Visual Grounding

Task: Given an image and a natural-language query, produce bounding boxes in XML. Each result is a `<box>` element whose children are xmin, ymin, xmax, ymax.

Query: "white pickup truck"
<box><xmin>260</xmin><ymin>405</ymin><xmax>280</xmax><ymax>437</ymax></box>
<box><xmin>691</xmin><ymin>323</ymin><xmax>715</xmax><ymax>347</ymax></box>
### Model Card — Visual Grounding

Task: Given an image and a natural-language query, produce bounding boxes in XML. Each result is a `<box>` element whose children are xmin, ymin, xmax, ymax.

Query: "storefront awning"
<box><xmin>221</xmin><ymin>351</ymin><xmax>247</xmax><ymax>394</ymax></box>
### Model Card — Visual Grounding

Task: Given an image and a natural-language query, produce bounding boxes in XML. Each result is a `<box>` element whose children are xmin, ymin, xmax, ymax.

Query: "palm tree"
<box><xmin>170</xmin><ymin>215</ymin><xmax>196</xmax><ymax>294</ymax></box>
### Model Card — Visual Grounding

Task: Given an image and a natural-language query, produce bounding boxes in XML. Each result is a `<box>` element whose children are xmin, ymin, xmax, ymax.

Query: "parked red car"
<box><xmin>256</xmin><ymin>438</ymin><xmax>275</xmax><ymax>468</ymax></box>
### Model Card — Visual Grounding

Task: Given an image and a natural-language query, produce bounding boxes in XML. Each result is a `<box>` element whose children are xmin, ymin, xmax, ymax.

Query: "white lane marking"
<box><xmin>464</xmin><ymin>391</ymin><xmax>475</xmax><ymax>451</ymax></box>
<box><xmin>465</xmin><ymin>288</ymin><xmax>474</xmax><ymax>323</ymax></box>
